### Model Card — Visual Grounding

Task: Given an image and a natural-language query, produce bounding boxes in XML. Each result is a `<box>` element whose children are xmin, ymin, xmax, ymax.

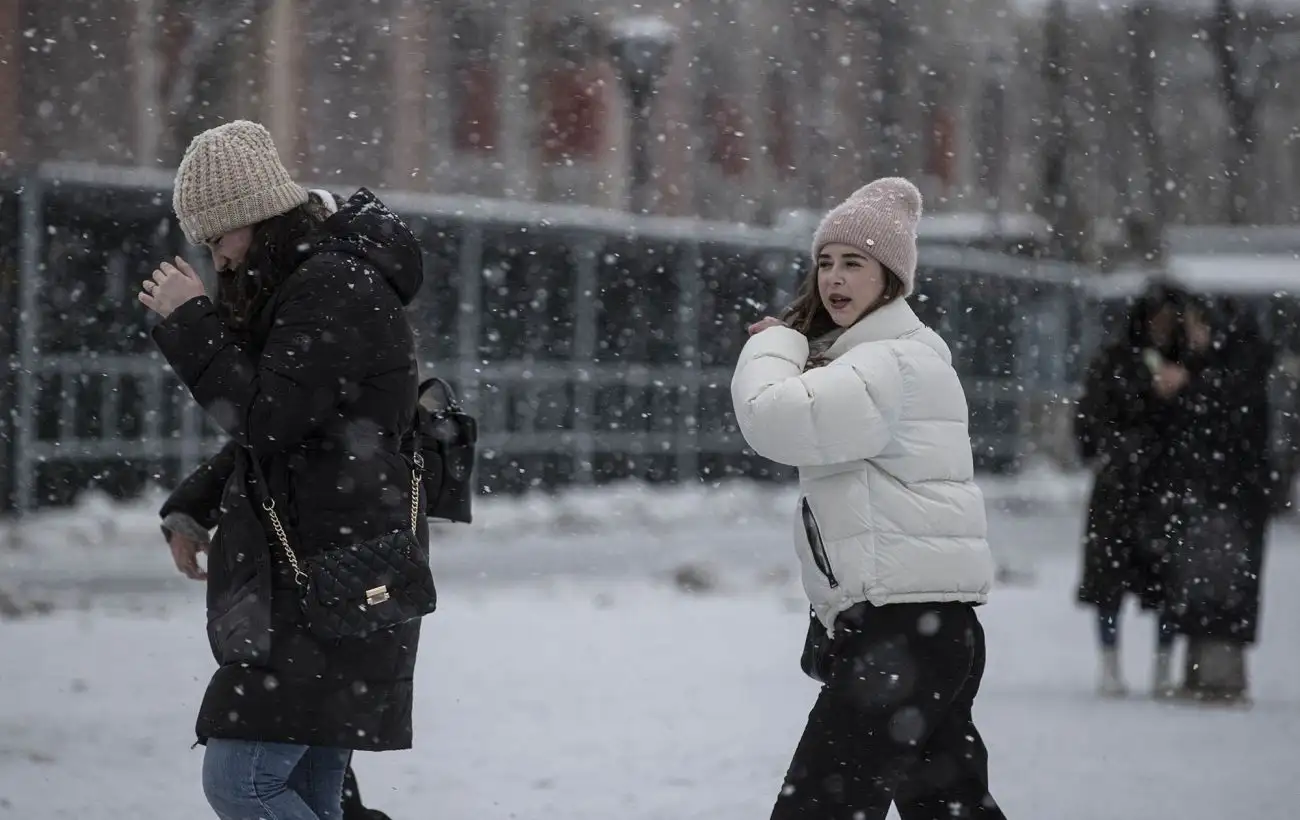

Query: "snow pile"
<box><xmin>978</xmin><ymin>458</ymin><xmax>1093</xmax><ymax>513</ymax></box>
<box><xmin>0</xmin><ymin>466</ymin><xmax>1088</xmax><ymax>594</ymax></box>
<box><xmin>1</xmin><ymin>488</ymin><xmax>167</xmax><ymax>547</ymax></box>
<box><xmin>456</xmin><ymin>480</ymin><xmax>793</xmax><ymax>539</ymax></box>
<box><xmin>2</xmin><ymin>464</ymin><xmax>1090</xmax><ymax>550</ymax></box>
<box><xmin>462</xmin><ymin>464</ymin><xmax>1090</xmax><ymax>539</ymax></box>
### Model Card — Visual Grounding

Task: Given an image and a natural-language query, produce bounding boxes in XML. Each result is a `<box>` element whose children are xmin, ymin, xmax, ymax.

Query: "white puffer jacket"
<box><xmin>731</xmin><ymin>299</ymin><xmax>994</xmax><ymax>631</ymax></box>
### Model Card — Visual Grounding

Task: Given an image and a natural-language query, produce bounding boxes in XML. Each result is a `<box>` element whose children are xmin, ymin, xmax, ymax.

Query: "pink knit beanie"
<box><xmin>811</xmin><ymin>177</ymin><xmax>923</xmax><ymax>296</ymax></box>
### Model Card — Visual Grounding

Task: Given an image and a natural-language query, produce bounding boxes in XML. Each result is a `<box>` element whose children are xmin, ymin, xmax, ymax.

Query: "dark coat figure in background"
<box><xmin>1170</xmin><ymin>298</ymin><xmax>1272</xmax><ymax>642</ymax></box>
<box><xmin>1164</xmin><ymin>297</ymin><xmax>1273</xmax><ymax>702</ymax></box>
<box><xmin>1075</xmin><ymin>283</ymin><xmax>1200</xmax><ymax>697</ymax></box>
<box><xmin>1077</xmin><ymin>283</ymin><xmax>1274</xmax><ymax>702</ymax></box>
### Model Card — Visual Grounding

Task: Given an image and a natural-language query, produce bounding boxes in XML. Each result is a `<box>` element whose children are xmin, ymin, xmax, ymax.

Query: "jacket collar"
<box><xmin>824</xmin><ymin>298</ymin><xmax>925</xmax><ymax>360</ymax></box>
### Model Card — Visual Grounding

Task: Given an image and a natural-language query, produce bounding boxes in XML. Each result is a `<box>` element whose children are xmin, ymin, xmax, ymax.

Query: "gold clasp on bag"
<box><xmin>366</xmin><ymin>585</ymin><xmax>390</xmax><ymax>606</ymax></box>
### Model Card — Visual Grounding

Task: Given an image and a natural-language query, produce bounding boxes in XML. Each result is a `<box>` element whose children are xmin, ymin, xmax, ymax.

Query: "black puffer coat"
<box><xmin>154</xmin><ymin>189</ymin><xmax>427</xmax><ymax>750</ymax></box>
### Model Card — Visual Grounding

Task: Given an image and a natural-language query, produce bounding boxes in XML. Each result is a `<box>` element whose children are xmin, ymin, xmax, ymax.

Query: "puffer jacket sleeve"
<box><xmin>151</xmin><ymin>258</ymin><xmax>369</xmax><ymax>456</ymax></box>
<box><xmin>730</xmin><ymin>326</ymin><xmax>905</xmax><ymax>467</ymax></box>
<box><xmin>159</xmin><ymin>439</ymin><xmax>238</xmax><ymax>532</ymax></box>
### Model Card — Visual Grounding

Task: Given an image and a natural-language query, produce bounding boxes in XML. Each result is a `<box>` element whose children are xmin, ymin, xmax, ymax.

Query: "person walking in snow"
<box><xmin>140</xmin><ymin>120</ymin><xmax>426</xmax><ymax>820</ymax></box>
<box><xmin>1075</xmin><ymin>282</ymin><xmax>1199</xmax><ymax>698</ymax></box>
<box><xmin>731</xmin><ymin>178</ymin><xmax>1004</xmax><ymax>819</ymax></box>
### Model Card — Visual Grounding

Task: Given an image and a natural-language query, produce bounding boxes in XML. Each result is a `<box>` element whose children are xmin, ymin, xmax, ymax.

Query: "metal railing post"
<box><xmin>178</xmin><ymin>243</ymin><xmax>211</xmax><ymax>479</ymax></box>
<box><xmin>570</xmin><ymin>236</ymin><xmax>600</xmax><ymax>483</ymax></box>
<box><xmin>14</xmin><ymin>176</ymin><xmax>43</xmax><ymax>516</ymax></box>
<box><xmin>456</xmin><ymin>225</ymin><xmax>484</xmax><ymax>414</ymax></box>
<box><xmin>675</xmin><ymin>241</ymin><xmax>701</xmax><ymax>482</ymax></box>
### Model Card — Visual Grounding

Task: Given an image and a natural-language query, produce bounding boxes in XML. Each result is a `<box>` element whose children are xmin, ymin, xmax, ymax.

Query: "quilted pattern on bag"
<box><xmin>303</xmin><ymin>528</ymin><xmax>437</xmax><ymax>640</ymax></box>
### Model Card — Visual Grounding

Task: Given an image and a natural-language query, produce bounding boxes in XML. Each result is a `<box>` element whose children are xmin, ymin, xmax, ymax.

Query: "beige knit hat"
<box><xmin>173</xmin><ymin>120</ymin><xmax>309</xmax><ymax>245</ymax></box>
<box><xmin>811</xmin><ymin>177</ymin><xmax>923</xmax><ymax>295</ymax></box>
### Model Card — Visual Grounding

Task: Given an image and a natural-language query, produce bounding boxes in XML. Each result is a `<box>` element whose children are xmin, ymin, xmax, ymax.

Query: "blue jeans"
<box><xmin>202</xmin><ymin>739</ymin><xmax>351</xmax><ymax>820</ymax></box>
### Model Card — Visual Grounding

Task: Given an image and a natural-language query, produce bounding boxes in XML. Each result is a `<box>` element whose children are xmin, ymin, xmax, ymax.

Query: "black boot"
<box><xmin>342</xmin><ymin>763</ymin><xmax>394</xmax><ymax>820</ymax></box>
<box><xmin>1180</xmin><ymin>637</ymin><xmax>1251</xmax><ymax>705</ymax></box>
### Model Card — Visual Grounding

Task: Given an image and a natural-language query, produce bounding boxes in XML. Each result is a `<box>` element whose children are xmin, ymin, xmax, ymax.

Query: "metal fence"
<box><xmin>1</xmin><ymin>163</ymin><xmax>1088</xmax><ymax>515</ymax></box>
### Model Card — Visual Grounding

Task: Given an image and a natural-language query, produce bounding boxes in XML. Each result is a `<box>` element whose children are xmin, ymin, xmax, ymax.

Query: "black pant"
<box><xmin>771</xmin><ymin>602</ymin><xmax>1006</xmax><ymax>820</ymax></box>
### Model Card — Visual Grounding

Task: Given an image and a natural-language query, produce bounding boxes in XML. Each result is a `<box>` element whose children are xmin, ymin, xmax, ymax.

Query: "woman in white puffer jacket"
<box><xmin>732</xmin><ymin>178</ymin><xmax>1005</xmax><ymax>820</ymax></box>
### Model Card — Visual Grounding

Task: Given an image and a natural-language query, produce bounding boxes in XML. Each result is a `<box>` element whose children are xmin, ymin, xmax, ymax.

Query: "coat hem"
<box><xmin>195</xmin><ymin>724</ymin><xmax>413</xmax><ymax>753</ymax></box>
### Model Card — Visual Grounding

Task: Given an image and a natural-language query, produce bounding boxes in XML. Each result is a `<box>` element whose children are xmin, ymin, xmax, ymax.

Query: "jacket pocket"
<box><xmin>207</xmin><ymin>575</ymin><xmax>272</xmax><ymax>664</ymax></box>
<box><xmin>801</xmin><ymin>498</ymin><xmax>838</xmax><ymax>588</ymax></box>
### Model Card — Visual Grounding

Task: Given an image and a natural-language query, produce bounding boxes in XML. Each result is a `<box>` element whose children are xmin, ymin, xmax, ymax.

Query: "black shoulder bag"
<box><xmin>415</xmin><ymin>377</ymin><xmax>477</xmax><ymax>524</ymax></box>
<box><xmin>248</xmin><ymin>451</ymin><xmax>437</xmax><ymax>641</ymax></box>
<box><xmin>800</xmin><ymin>607</ymin><xmax>834</xmax><ymax>683</ymax></box>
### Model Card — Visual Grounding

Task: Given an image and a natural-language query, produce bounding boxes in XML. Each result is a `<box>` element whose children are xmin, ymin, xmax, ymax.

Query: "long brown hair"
<box><xmin>780</xmin><ymin>262</ymin><xmax>906</xmax><ymax>337</ymax></box>
<box><xmin>216</xmin><ymin>196</ymin><xmax>333</xmax><ymax>334</ymax></box>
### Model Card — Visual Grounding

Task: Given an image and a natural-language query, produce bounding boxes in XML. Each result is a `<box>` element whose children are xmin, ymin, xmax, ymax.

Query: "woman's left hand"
<box><xmin>139</xmin><ymin>257</ymin><xmax>206</xmax><ymax>319</ymax></box>
<box><xmin>748</xmin><ymin>316</ymin><xmax>786</xmax><ymax>336</ymax></box>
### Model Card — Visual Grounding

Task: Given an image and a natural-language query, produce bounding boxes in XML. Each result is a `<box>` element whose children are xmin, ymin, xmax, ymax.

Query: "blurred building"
<box><xmin>0</xmin><ymin>0</ymin><xmax>1017</xmax><ymax>224</ymax></box>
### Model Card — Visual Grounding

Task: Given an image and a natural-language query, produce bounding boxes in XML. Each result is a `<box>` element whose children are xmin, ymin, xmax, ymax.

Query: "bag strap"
<box><xmin>418</xmin><ymin>377</ymin><xmax>463</xmax><ymax>413</ymax></box>
<box><xmin>245</xmin><ymin>448</ymin><xmax>423</xmax><ymax>589</ymax></box>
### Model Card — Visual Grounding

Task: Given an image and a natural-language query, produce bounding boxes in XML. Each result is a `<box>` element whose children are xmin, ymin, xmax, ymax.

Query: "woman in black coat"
<box><xmin>1075</xmin><ymin>283</ymin><xmax>1200</xmax><ymax>697</ymax></box>
<box><xmin>140</xmin><ymin>120</ymin><xmax>425</xmax><ymax>820</ymax></box>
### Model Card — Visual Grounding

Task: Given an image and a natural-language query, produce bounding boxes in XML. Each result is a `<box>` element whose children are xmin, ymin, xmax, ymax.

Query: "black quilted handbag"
<box><xmin>251</xmin><ymin>452</ymin><xmax>437</xmax><ymax>641</ymax></box>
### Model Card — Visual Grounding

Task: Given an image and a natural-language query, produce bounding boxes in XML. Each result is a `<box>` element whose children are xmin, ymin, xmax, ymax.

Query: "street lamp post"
<box><xmin>980</xmin><ymin>50</ymin><xmax>1012</xmax><ymax>239</ymax></box>
<box><xmin>606</xmin><ymin>16</ymin><xmax>678</xmax><ymax>215</ymax></box>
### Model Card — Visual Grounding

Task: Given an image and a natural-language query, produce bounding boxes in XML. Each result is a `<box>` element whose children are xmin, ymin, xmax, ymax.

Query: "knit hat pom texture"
<box><xmin>811</xmin><ymin>177</ymin><xmax>924</xmax><ymax>296</ymax></box>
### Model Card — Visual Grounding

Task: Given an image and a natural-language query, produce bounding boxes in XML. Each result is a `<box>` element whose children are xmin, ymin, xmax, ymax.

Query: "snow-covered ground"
<box><xmin>2</xmin><ymin>470</ymin><xmax>1296</xmax><ymax>819</ymax></box>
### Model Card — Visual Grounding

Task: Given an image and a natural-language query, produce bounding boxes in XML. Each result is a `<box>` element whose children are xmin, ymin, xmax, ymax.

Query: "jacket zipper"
<box><xmin>800</xmin><ymin>498</ymin><xmax>838</xmax><ymax>588</ymax></box>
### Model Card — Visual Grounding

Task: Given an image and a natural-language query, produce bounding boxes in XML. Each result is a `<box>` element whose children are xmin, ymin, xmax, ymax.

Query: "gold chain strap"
<box><xmin>407</xmin><ymin>453</ymin><xmax>423</xmax><ymax>534</ymax></box>
<box><xmin>262</xmin><ymin>496</ymin><xmax>307</xmax><ymax>587</ymax></box>
<box><xmin>262</xmin><ymin>453</ymin><xmax>423</xmax><ymax>589</ymax></box>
